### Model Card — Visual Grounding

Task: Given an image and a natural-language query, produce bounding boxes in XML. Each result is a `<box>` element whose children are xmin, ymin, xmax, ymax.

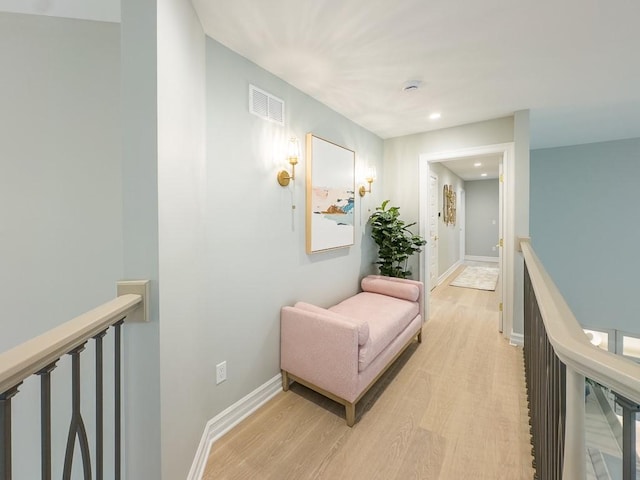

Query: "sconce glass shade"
<box><xmin>365</xmin><ymin>166</ymin><xmax>377</xmax><ymax>182</ymax></box>
<box><xmin>287</xmin><ymin>137</ymin><xmax>300</xmax><ymax>166</ymax></box>
<box><xmin>278</xmin><ymin>137</ymin><xmax>299</xmax><ymax>186</ymax></box>
<box><xmin>359</xmin><ymin>165</ymin><xmax>376</xmax><ymax>197</ymax></box>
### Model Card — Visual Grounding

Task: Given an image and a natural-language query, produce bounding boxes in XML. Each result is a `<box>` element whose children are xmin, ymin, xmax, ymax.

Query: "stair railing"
<box><xmin>0</xmin><ymin>281</ymin><xmax>148</xmax><ymax>480</ymax></box>
<box><xmin>521</xmin><ymin>239</ymin><xmax>640</xmax><ymax>479</ymax></box>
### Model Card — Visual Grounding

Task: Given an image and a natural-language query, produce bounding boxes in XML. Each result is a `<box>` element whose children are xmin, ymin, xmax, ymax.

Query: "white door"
<box><xmin>498</xmin><ymin>162</ymin><xmax>504</xmax><ymax>332</ymax></box>
<box><xmin>429</xmin><ymin>173</ymin><xmax>439</xmax><ymax>291</ymax></box>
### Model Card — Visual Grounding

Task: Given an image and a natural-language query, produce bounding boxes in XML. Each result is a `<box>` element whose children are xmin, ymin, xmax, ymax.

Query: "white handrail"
<box><xmin>0</xmin><ymin>294</ymin><xmax>143</xmax><ymax>394</ymax></box>
<box><xmin>521</xmin><ymin>239</ymin><xmax>640</xmax><ymax>404</ymax></box>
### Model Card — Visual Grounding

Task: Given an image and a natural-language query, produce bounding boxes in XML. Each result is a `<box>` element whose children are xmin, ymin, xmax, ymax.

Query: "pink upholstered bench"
<box><xmin>280</xmin><ymin>275</ymin><xmax>423</xmax><ymax>426</ymax></box>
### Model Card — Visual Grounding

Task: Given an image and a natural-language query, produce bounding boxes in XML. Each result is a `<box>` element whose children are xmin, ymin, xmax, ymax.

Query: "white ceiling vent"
<box><xmin>249</xmin><ymin>85</ymin><xmax>284</xmax><ymax>126</ymax></box>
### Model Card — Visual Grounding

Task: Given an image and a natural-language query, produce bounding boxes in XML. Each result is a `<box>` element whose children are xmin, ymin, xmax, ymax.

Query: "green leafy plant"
<box><xmin>369</xmin><ymin>200</ymin><xmax>427</xmax><ymax>278</ymax></box>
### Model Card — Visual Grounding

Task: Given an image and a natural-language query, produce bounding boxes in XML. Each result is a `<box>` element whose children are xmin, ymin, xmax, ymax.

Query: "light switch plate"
<box><xmin>116</xmin><ymin>280</ymin><xmax>150</xmax><ymax>323</ymax></box>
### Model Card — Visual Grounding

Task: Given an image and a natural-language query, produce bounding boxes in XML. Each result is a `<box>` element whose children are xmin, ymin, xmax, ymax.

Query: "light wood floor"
<box><xmin>203</xmin><ymin>266</ymin><xmax>535</xmax><ymax>479</ymax></box>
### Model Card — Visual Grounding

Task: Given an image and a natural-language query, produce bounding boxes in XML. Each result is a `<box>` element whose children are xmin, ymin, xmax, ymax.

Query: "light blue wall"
<box><xmin>204</xmin><ymin>38</ymin><xmax>384</xmax><ymax>422</ymax></box>
<box><xmin>531</xmin><ymin>137</ymin><xmax>640</xmax><ymax>332</ymax></box>
<box><xmin>465</xmin><ymin>179</ymin><xmax>499</xmax><ymax>258</ymax></box>
<box><xmin>0</xmin><ymin>12</ymin><xmax>124</xmax><ymax>480</ymax></box>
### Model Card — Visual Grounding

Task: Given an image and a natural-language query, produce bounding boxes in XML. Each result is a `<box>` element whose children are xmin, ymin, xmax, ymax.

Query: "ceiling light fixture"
<box><xmin>429</xmin><ymin>112</ymin><xmax>441</xmax><ymax>120</ymax></box>
<box><xmin>481</xmin><ymin>173</ymin><xmax>488</xmax><ymax>177</ymax></box>
<box><xmin>474</xmin><ymin>162</ymin><xmax>482</xmax><ymax>167</ymax></box>
<box><xmin>402</xmin><ymin>80</ymin><xmax>421</xmax><ymax>92</ymax></box>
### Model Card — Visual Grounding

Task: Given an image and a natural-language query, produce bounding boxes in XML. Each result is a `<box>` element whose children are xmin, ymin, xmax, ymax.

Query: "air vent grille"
<box><xmin>249</xmin><ymin>85</ymin><xmax>284</xmax><ymax>125</ymax></box>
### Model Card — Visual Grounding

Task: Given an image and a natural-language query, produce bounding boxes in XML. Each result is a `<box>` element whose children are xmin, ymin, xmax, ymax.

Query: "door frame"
<box><xmin>427</xmin><ymin>170</ymin><xmax>439</xmax><ymax>291</ymax></box>
<box><xmin>458</xmin><ymin>188</ymin><xmax>465</xmax><ymax>263</ymax></box>
<box><xmin>419</xmin><ymin>142</ymin><xmax>515</xmax><ymax>340</ymax></box>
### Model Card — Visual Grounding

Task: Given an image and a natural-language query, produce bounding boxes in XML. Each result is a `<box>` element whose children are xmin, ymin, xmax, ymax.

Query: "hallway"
<box><xmin>203</xmin><ymin>268</ymin><xmax>534</xmax><ymax>479</ymax></box>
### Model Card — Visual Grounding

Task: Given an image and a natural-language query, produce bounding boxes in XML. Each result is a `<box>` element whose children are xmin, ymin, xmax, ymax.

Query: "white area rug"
<box><xmin>450</xmin><ymin>265</ymin><xmax>499</xmax><ymax>291</ymax></box>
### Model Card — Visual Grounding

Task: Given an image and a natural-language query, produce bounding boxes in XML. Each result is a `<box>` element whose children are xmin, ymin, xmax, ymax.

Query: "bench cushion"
<box><xmin>330</xmin><ymin>292</ymin><xmax>419</xmax><ymax>371</ymax></box>
<box><xmin>294</xmin><ymin>302</ymin><xmax>369</xmax><ymax>345</ymax></box>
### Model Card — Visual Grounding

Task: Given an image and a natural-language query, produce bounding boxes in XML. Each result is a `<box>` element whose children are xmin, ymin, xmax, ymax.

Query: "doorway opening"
<box><xmin>419</xmin><ymin>143</ymin><xmax>515</xmax><ymax>340</ymax></box>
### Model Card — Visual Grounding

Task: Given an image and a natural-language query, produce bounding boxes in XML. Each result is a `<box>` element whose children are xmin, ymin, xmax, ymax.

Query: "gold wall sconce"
<box><xmin>359</xmin><ymin>166</ymin><xmax>376</xmax><ymax>197</ymax></box>
<box><xmin>277</xmin><ymin>137</ymin><xmax>300</xmax><ymax>186</ymax></box>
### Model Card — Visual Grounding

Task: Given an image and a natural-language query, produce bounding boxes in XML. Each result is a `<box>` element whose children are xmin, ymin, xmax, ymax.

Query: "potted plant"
<box><xmin>369</xmin><ymin>200</ymin><xmax>427</xmax><ymax>279</ymax></box>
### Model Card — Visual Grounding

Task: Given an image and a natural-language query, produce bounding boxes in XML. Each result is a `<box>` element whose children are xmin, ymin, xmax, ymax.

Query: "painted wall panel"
<box><xmin>465</xmin><ymin>179</ymin><xmax>499</xmax><ymax>258</ymax></box>
<box><xmin>0</xmin><ymin>12</ymin><xmax>124</xmax><ymax>479</ymax></box>
<box><xmin>531</xmin><ymin>137</ymin><xmax>640</xmax><ymax>333</ymax></box>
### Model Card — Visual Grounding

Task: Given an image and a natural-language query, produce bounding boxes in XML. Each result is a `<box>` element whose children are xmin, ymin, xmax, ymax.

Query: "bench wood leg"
<box><xmin>417</xmin><ymin>329</ymin><xmax>423</xmax><ymax>344</ymax></box>
<box><xmin>282</xmin><ymin>370</ymin><xmax>290</xmax><ymax>391</ymax></box>
<box><xmin>345</xmin><ymin>403</ymin><xmax>356</xmax><ymax>427</ymax></box>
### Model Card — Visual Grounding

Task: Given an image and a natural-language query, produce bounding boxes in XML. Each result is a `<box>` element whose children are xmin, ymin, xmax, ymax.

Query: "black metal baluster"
<box><xmin>114</xmin><ymin>319</ymin><xmax>124</xmax><ymax>480</ymax></box>
<box><xmin>94</xmin><ymin>331</ymin><xmax>107</xmax><ymax>480</ymax></box>
<box><xmin>62</xmin><ymin>343</ymin><xmax>93</xmax><ymax>480</ymax></box>
<box><xmin>557</xmin><ymin>362</ymin><xmax>566</xmax><ymax>480</ymax></box>
<box><xmin>36</xmin><ymin>362</ymin><xmax>58</xmax><ymax>480</ymax></box>
<box><xmin>0</xmin><ymin>384</ymin><xmax>21</xmax><ymax>480</ymax></box>
<box><xmin>524</xmin><ymin>265</ymin><xmax>567</xmax><ymax>479</ymax></box>
<box><xmin>615</xmin><ymin>395</ymin><xmax>640</xmax><ymax>480</ymax></box>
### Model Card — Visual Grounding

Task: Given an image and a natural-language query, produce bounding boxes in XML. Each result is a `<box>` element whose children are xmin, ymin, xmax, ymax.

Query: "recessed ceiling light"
<box><xmin>429</xmin><ymin>112</ymin><xmax>441</xmax><ymax>120</ymax></box>
<box><xmin>481</xmin><ymin>173</ymin><xmax>488</xmax><ymax>177</ymax></box>
<box><xmin>474</xmin><ymin>162</ymin><xmax>482</xmax><ymax>167</ymax></box>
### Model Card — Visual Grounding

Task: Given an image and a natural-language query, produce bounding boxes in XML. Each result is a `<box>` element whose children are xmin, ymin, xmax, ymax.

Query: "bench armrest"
<box><xmin>280</xmin><ymin>305</ymin><xmax>359</xmax><ymax>402</ymax></box>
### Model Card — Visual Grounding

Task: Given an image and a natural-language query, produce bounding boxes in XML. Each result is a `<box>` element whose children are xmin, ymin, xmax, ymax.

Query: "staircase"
<box><xmin>586</xmin><ymin>383</ymin><xmax>640</xmax><ymax>479</ymax></box>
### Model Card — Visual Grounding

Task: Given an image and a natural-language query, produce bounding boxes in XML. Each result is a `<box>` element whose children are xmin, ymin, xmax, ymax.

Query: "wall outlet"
<box><xmin>216</xmin><ymin>361</ymin><xmax>227</xmax><ymax>384</ymax></box>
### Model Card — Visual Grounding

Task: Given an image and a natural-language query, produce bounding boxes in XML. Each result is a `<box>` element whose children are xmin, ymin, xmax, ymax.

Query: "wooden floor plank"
<box><xmin>203</xmin><ymin>267</ymin><xmax>534</xmax><ymax>479</ymax></box>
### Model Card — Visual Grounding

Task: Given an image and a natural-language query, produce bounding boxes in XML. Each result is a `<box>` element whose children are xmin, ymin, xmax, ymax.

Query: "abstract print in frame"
<box><xmin>306</xmin><ymin>133</ymin><xmax>355</xmax><ymax>253</ymax></box>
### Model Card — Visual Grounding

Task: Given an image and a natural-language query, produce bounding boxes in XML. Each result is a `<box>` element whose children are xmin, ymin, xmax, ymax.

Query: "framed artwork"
<box><xmin>443</xmin><ymin>184</ymin><xmax>456</xmax><ymax>226</ymax></box>
<box><xmin>306</xmin><ymin>133</ymin><xmax>355</xmax><ymax>253</ymax></box>
<box><xmin>443</xmin><ymin>185</ymin><xmax>450</xmax><ymax>224</ymax></box>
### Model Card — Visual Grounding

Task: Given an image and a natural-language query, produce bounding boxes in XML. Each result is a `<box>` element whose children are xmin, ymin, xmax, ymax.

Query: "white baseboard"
<box><xmin>437</xmin><ymin>260</ymin><xmax>462</xmax><ymax>285</ymax></box>
<box><xmin>465</xmin><ymin>255</ymin><xmax>499</xmax><ymax>263</ymax></box>
<box><xmin>187</xmin><ymin>374</ymin><xmax>283</xmax><ymax>480</ymax></box>
<box><xmin>510</xmin><ymin>332</ymin><xmax>524</xmax><ymax>346</ymax></box>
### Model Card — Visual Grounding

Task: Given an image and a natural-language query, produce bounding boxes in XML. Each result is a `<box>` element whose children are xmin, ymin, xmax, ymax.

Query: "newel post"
<box><xmin>562</xmin><ymin>367</ymin><xmax>585</xmax><ymax>479</ymax></box>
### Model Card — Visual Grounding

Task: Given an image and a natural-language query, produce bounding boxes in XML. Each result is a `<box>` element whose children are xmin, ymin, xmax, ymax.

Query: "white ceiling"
<box><xmin>440</xmin><ymin>154</ymin><xmax>502</xmax><ymax>181</ymax></box>
<box><xmin>4</xmin><ymin>0</ymin><xmax>640</xmax><ymax>149</ymax></box>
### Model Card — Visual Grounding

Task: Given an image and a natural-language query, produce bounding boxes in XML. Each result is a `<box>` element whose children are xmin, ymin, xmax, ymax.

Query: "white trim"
<box><xmin>437</xmin><ymin>260</ymin><xmax>462</xmax><ymax>285</ymax></box>
<box><xmin>187</xmin><ymin>374</ymin><xmax>283</xmax><ymax>480</ymax></box>
<box><xmin>464</xmin><ymin>255</ymin><xmax>499</xmax><ymax>263</ymax></box>
<box><xmin>458</xmin><ymin>188</ymin><xmax>465</xmax><ymax>263</ymax></box>
<box><xmin>510</xmin><ymin>332</ymin><xmax>524</xmax><ymax>346</ymax></box>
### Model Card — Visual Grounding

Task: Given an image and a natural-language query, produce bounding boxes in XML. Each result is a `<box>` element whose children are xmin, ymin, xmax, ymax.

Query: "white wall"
<box><xmin>513</xmin><ymin>110</ymin><xmax>530</xmax><ymax>335</ymax></box>
<box><xmin>0</xmin><ymin>12</ymin><xmax>122</xmax><ymax>479</ymax></box>
<box><xmin>429</xmin><ymin>163</ymin><xmax>464</xmax><ymax>274</ymax></box>
<box><xmin>465</xmin><ymin>179</ymin><xmax>499</xmax><ymax>258</ymax></box>
<box><xmin>383</xmin><ymin>117</ymin><xmax>514</xmax><ymax>284</ymax></box>
<box><xmin>121</xmin><ymin>0</ymin><xmax>162</xmax><ymax>476</ymax></box>
<box><xmin>157</xmin><ymin>0</ymin><xmax>207</xmax><ymax>478</ymax></box>
<box><xmin>0</xmin><ymin>12</ymin><xmax>122</xmax><ymax>347</ymax></box>
<box><xmin>384</xmin><ymin>115</ymin><xmax>530</xmax><ymax>339</ymax></box>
